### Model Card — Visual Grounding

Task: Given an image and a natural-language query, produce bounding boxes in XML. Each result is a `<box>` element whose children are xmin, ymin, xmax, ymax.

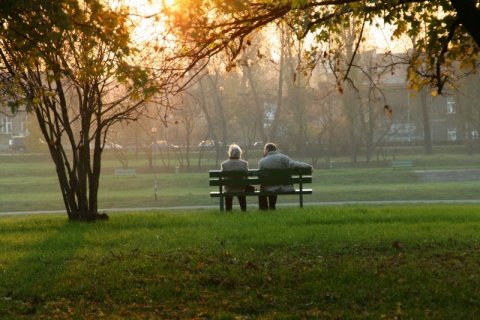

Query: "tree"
<box><xmin>176</xmin><ymin>93</ymin><xmax>200</xmax><ymax>169</ymax></box>
<box><xmin>0</xmin><ymin>0</ymin><xmax>178</xmax><ymax>221</ymax></box>
<box><xmin>234</xmin><ymin>29</ymin><xmax>286</xmax><ymax>149</ymax></box>
<box><xmin>164</xmin><ymin>0</ymin><xmax>480</xmax><ymax>94</ymax></box>
<box><xmin>187</xmin><ymin>65</ymin><xmax>227</xmax><ymax>167</ymax></box>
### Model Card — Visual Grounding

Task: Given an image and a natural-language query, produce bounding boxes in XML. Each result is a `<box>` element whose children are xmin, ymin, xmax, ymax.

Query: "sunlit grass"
<box><xmin>1</xmin><ymin>206</ymin><xmax>480</xmax><ymax>318</ymax></box>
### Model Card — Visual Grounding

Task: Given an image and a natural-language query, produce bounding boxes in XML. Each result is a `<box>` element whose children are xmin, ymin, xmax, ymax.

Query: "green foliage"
<box><xmin>165</xmin><ymin>0</ymin><xmax>480</xmax><ymax>94</ymax></box>
<box><xmin>0</xmin><ymin>0</ymin><xmax>177</xmax><ymax>220</ymax></box>
<box><xmin>1</xmin><ymin>206</ymin><xmax>480</xmax><ymax>318</ymax></box>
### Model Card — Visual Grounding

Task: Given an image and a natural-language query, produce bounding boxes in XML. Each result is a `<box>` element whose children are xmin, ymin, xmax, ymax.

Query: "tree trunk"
<box><xmin>269</xmin><ymin>27</ymin><xmax>286</xmax><ymax>142</ymax></box>
<box><xmin>420</xmin><ymin>90</ymin><xmax>433</xmax><ymax>155</ymax></box>
<box><xmin>32</xmin><ymin>80</ymin><xmax>107</xmax><ymax>222</ymax></box>
<box><xmin>244</xmin><ymin>66</ymin><xmax>268</xmax><ymax>145</ymax></box>
<box><xmin>205</xmin><ymin>74</ymin><xmax>227</xmax><ymax>166</ymax></box>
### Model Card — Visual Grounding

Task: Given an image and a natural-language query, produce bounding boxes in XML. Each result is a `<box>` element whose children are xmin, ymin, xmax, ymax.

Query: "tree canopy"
<box><xmin>0</xmin><ymin>0</ymin><xmax>178</xmax><ymax>220</ymax></box>
<box><xmin>165</xmin><ymin>0</ymin><xmax>480</xmax><ymax>93</ymax></box>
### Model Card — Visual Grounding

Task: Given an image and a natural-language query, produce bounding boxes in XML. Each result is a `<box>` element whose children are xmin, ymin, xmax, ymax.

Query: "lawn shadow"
<box><xmin>0</xmin><ymin>218</ymin><xmax>89</xmax><ymax>315</ymax></box>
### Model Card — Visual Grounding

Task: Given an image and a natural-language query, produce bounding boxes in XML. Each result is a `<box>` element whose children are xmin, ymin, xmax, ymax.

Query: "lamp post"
<box><xmin>150</xmin><ymin>127</ymin><xmax>158</xmax><ymax>201</ymax></box>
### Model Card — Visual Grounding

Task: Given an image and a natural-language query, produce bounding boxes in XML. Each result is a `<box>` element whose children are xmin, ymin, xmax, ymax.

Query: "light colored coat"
<box><xmin>220</xmin><ymin>159</ymin><xmax>249</xmax><ymax>192</ymax></box>
<box><xmin>258</xmin><ymin>151</ymin><xmax>312</xmax><ymax>192</ymax></box>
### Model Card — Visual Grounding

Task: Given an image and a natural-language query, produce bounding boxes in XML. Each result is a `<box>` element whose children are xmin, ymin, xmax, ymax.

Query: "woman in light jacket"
<box><xmin>221</xmin><ymin>144</ymin><xmax>249</xmax><ymax>211</ymax></box>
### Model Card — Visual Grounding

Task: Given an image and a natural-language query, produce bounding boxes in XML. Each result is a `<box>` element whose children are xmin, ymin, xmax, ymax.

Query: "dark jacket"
<box><xmin>258</xmin><ymin>151</ymin><xmax>312</xmax><ymax>192</ymax></box>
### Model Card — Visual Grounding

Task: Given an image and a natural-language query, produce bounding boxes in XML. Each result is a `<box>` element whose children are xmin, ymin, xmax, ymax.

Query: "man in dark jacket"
<box><xmin>258</xmin><ymin>143</ymin><xmax>313</xmax><ymax>210</ymax></box>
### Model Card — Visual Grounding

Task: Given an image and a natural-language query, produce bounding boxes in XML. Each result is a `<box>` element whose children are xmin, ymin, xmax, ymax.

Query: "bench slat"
<box><xmin>209</xmin><ymin>170</ymin><xmax>248</xmax><ymax>178</ymax></box>
<box><xmin>209</xmin><ymin>177</ymin><xmax>312</xmax><ymax>187</ymax></box>
<box><xmin>209</xmin><ymin>168</ymin><xmax>312</xmax><ymax>177</ymax></box>
<box><xmin>115</xmin><ymin>168</ymin><xmax>136</xmax><ymax>175</ymax></box>
<box><xmin>210</xmin><ymin>189</ymin><xmax>313</xmax><ymax>197</ymax></box>
<box><xmin>391</xmin><ymin>160</ymin><xmax>413</xmax><ymax>168</ymax></box>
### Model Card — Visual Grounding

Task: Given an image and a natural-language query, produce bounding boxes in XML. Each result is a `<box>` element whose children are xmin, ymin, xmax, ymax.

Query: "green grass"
<box><xmin>2</xmin><ymin>151</ymin><xmax>480</xmax><ymax>213</ymax></box>
<box><xmin>1</xmin><ymin>205</ymin><xmax>480</xmax><ymax>319</ymax></box>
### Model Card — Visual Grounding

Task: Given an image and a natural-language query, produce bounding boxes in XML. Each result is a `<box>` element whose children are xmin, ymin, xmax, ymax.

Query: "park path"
<box><xmin>2</xmin><ymin>199</ymin><xmax>480</xmax><ymax>216</ymax></box>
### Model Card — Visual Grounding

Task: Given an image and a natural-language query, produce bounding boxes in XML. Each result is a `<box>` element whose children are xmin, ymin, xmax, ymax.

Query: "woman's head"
<box><xmin>228</xmin><ymin>144</ymin><xmax>243</xmax><ymax>159</ymax></box>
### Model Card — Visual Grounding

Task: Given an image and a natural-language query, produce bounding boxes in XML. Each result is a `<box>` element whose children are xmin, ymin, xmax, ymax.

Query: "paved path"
<box><xmin>2</xmin><ymin>200</ymin><xmax>480</xmax><ymax>216</ymax></box>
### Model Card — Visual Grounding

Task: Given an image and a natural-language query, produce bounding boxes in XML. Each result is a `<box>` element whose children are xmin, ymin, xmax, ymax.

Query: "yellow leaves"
<box><xmin>380</xmin><ymin>302</ymin><xmax>404</xmax><ymax>319</ymax></box>
<box><xmin>291</xmin><ymin>0</ymin><xmax>309</xmax><ymax>10</ymax></box>
<box><xmin>263</xmin><ymin>275</ymin><xmax>273</xmax><ymax>283</ymax></box>
<box><xmin>392</xmin><ymin>21</ymin><xmax>407</xmax><ymax>38</ymax></box>
<box><xmin>391</xmin><ymin>240</ymin><xmax>402</xmax><ymax>249</ymax></box>
<box><xmin>384</xmin><ymin>105</ymin><xmax>393</xmax><ymax>117</ymax></box>
<box><xmin>336</xmin><ymin>80</ymin><xmax>343</xmax><ymax>94</ymax></box>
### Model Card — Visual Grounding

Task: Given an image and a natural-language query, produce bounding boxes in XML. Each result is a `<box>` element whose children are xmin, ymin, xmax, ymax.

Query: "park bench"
<box><xmin>115</xmin><ymin>168</ymin><xmax>136</xmax><ymax>176</ymax></box>
<box><xmin>209</xmin><ymin>168</ymin><xmax>313</xmax><ymax>211</ymax></box>
<box><xmin>391</xmin><ymin>160</ymin><xmax>413</xmax><ymax>168</ymax></box>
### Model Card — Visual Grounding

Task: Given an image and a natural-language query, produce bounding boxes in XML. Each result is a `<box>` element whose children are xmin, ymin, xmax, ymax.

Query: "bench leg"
<box><xmin>220</xmin><ymin>196</ymin><xmax>224</xmax><ymax>212</ymax></box>
<box><xmin>299</xmin><ymin>183</ymin><xmax>304</xmax><ymax>208</ymax></box>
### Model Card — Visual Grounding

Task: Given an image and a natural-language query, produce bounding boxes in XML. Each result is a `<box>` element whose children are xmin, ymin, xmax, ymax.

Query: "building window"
<box><xmin>21</xmin><ymin>115</ymin><xmax>29</xmax><ymax>134</ymax></box>
<box><xmin>471</xmin><ymin>131</ymin><xmax>479</xmax><ymax>140</ymax></box>
<box><xmin>1</xmin><ymin>117</ymin><xmax>12</xmax><ymax>134</ymax></box>
<box><xmin>447</xmin><ymin>97</ymin><xmax>456</xmax><ymax>114</ymax></box>
<box><xmin>448</xmin><ymin>128</ymin><xmax>457</xmax><ymax>141</ymax></box>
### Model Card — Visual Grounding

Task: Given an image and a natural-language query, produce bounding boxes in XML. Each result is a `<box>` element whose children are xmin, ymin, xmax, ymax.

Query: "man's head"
<box><xmin>264</xmin><ymin>142</ymin><xmax>277</xmax><ymax>154</ymax></box>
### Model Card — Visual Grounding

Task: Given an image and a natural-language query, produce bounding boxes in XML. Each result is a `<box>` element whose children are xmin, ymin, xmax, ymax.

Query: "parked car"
<box><xmin>198</xmin><ymin>140</ymin><xmax>216</xmax><ymax>147</ymax></box>
<box><xmin>153</xmin><ymin>140</ymin><xmax>179</xmax><ymax>149</ymax></box>
<box><xmin>9</xmin><ymin>136</ymin><xmax>26</xmax><ymax>151</ymax></box>
<box><xmin>104</xmin><ymin>141</ymin><xmax>123</xmax><ymax>149</ymax></box>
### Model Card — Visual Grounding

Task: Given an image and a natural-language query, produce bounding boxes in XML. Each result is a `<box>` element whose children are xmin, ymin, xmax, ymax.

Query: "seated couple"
<box><xmin>220</xmin><ymin>142</ymin><xmax>313</xmax><ymax>211</ymax></box>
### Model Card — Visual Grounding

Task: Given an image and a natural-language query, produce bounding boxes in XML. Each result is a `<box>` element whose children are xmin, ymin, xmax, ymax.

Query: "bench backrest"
<box><xmin>391</xmin><ymin>160</ymin><xmax>413</xmax><ymax>167</ymax></box>
<box><xmin>209</xmin><ymin>168</ymin><xmax>312</xmax><ymax>187</ymax></box>
<box><xmin>115</xmin><ymin>168</ymin><xmax>137</xmax><ymax>175</ymax></box>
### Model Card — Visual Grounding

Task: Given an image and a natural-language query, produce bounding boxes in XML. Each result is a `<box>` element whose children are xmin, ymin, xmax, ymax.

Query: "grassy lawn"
<box><xmin>2</xmin><ymin>151</ymin><xmax>480</xmax><ymax>213</ymax></box>
<box><xmin>1</xmin><ymin>205</ymin><xmax>480</xmax><ymax>319</ymax></box>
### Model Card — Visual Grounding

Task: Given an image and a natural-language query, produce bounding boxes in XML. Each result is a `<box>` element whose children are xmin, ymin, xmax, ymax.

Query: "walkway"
<box><xmin>2</xmin><ymin>200</ymin><xmax>480</xmax><ymax>216</ymax></box>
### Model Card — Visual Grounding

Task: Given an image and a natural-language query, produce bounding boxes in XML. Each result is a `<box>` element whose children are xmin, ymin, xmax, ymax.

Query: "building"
<box><xmin>1</xmin><ymin>107</ymin><xmax>30</xmax><ymax>152</ymax></box>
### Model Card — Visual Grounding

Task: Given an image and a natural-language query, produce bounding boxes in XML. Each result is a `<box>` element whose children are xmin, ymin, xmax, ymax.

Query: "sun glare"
<box><xmin>123</xmin><ymin>0</ymin><xmax>175</xmax><ymax>14</ymax></box>
<box><xmin>119</xmin><ymin>0</ymin><xmax>171</xmax><ymax>44</ymax></box>
<box><xmin>366</xmin><ymin>19</ymin><xmax>412</xmax><ymax>53</ymax></box>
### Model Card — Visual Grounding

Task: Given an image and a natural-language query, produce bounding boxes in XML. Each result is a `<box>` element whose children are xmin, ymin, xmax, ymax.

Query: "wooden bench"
<box><xmin>391</xmin><ymin>160</ymin><xmax>413</xmax><ymax>168</ymax></box>
<box><xmin>114</xmin><ymin>168</ymin><xmax>136</xmax><ymax>176</ymax></box>
<box><xmin>209</xmin><ymin>168</ymin><xmax>313</xmax><ymax>211</ymax></box>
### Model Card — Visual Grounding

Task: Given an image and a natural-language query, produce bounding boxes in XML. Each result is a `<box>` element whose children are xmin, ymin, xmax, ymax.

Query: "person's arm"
<box><xmin>284</xmin><ymin>156</ymin><xmax>313</xmax><ymax>172</ymax></box>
